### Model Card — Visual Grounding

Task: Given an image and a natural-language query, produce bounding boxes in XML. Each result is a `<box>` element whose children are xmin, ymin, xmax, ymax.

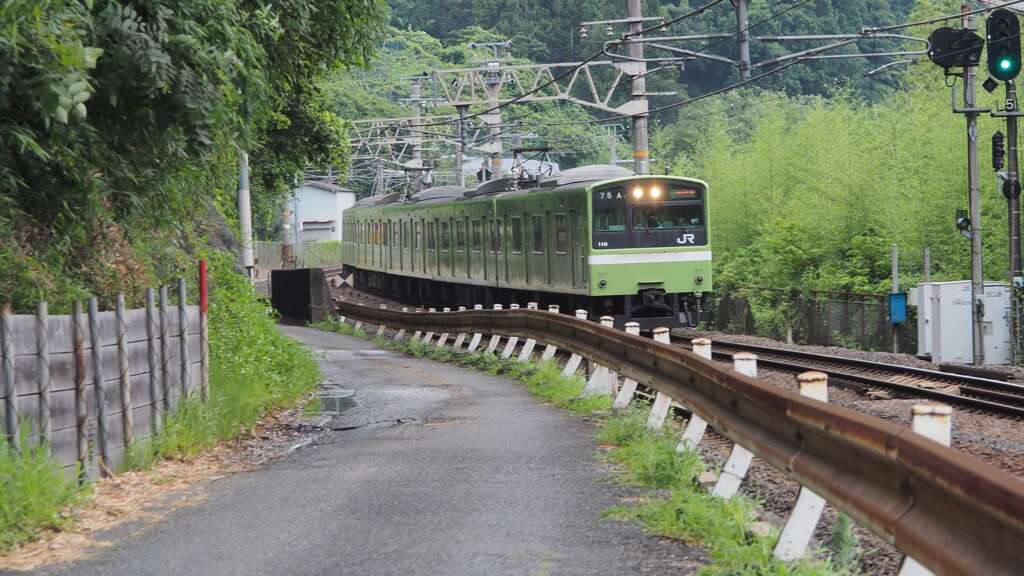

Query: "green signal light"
<box><xmin>1002</xmin><ymin>58</ymin><xmax>1013</xmax><ymax>70</ymax></box>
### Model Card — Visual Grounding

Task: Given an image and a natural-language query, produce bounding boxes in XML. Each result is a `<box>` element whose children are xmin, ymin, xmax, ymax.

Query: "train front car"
<box><xmin>587</xmin><ymin>175</ymin><xmax>711</xmax><ymax>329</ymax></box>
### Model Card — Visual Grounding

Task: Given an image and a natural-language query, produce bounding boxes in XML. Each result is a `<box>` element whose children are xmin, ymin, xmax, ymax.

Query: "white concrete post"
<box><xmin>467</xmin><ymin>304</ymin><xmax>485</xmax><ymax>352</ymax></box>
<box><xmin>452</xmin><ymin>306</ymin><xmax>468</xmax><ymax>350</ymax></box>
<box><xmin>485</xmin><ymin>304</ymin><xmax>504</xmax><ymax>353</ymax></box>
<box><xmin>612</xmin><ymin>322</ymin><xmax>642</xmax><ymax>410</ymax></box>
<box><xmin>422</xmin><ymin>308</ymin><xmax>436</xmax><ymax>343</ymax></box>
<box><xmin>353</xmin><ymin>320</ymin><xmax>363</xmax><ymax>332</ymax></box>
<box><xmin>897</xmin><ymin>403</ymin><xmax>953</xmax><ymax>576</ymax></box>
<box><xmin>773</xmin><ymin>371</ymin><xmax>830</xmax><ymax>561</ymax></box>
<box><xmin>338</xmin><ymin>315</ymin><xmax>347</xmax><ymax>324</ymax></box>
<box><xmin>560</xmin><ymin>309</ymin><xmax>588</xmax><ymax>376</ymax></box>
<box><xmin>517</xmin><ymin>302</ymin><xmax>539</xmax><ymax>362</ymax></box>
<box><xmin>582</xmin><ymin>316</ymin><xmax>617</xmax><ymax>396</ymax></box>
<box><xmin>540</xmin><ymin>304</ymin><xmax>560</xmax><ymax>362</ymax></box>
<box><xmin>677</xmin><ymin>338</ymin><xmax>712</xmax><ymax>452</ymax></box>
<box><xmin>645</xmin><ymin>327</ymin><xmax>674</xmax><ymax>429</ymax></box>
<box><xmin>436</xmin><ymin>307</ymin><xmax>451</xmax><ymax>347</ymax></box>
<box><xmin>711</xmin><ymin>352</ymin><xmax>758</xmax><ymax>499</ymax></box>
<box><xmin>500</xmin><ymin>304</ymin><xmax>520</xmax><ymax>358</ymax></box>
<box><xmin>394</xmin><ymin>308</ymin><xmax>408</xmax><ymax>340</ymax></box>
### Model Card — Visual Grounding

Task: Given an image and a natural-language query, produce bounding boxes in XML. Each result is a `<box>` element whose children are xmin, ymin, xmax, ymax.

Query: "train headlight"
<box><xmin>632</xmin><ymin>187</ymin><xmax>643</xmax><ymax>199</ymax></box>
<box><xmin>649</xmin><ymin>185</ymin><xmax>662</xmax><ymax>199</ymax></box>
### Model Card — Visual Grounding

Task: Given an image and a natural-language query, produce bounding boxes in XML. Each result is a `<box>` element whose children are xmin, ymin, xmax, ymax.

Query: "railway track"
<box><xmin>676</xmin><ymin>338</ymin><xmax>1024</xmax><ymax>417</ymax></box>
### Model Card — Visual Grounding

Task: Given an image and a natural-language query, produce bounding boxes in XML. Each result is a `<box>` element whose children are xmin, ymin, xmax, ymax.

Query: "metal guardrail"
<box><xmin>335</xmin><ymin>301</ymin><xmax>1024</xmax><ymax>576</ymax></box>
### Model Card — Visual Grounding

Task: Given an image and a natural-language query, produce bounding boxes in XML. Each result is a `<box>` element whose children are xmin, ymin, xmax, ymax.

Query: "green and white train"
<box><xmin>340</xmin><ymin>165</ymin><xmax>711</xmax><ymax>329</ymax></box>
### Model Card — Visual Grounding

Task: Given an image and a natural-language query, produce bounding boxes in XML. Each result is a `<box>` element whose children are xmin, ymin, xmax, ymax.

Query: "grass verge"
<box><xmin>314</xmin><ymin>319</ymin><xmax>854</xmax><ymax>575</ymax></box>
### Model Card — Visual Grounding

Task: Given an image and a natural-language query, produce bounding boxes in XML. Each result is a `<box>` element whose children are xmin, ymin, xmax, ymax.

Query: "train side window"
<box><xmin>415</xmin><ymin>222</ymin><xmax>422</xmax><ymax>249</ymax></box>
<box><xmin>472</xmin><ymin>220</ymin><xmax>482</xmax><ymax>253</ymax></box>
<box><xmin>510</xmin><ymin>217</ymin><xmax>523</xmax><ymax>254</ymax></box>
<box><xmin>555</xmin><ymin>214</ymin><xmax>568</xmax><ymax>254</ymax></box>
<box><xmin>428</xmin><ymin>222</ymin><xmax>436</xmax><ymax>250</ymax></box>
<box><xmin>403</xmin><ymin>222</ymin><xmax>410</xmax><ymax>248</ymax></box>
<box><xmin>490</xmin><ymin>218</ymin><xmax>502</xmax><ymax>254</ymax></box>
<box><xmin>393</xmin><ymin>222</ymin><xmax>399</xmax><ymax>246</ymax></box>
<box><xmin>441</xmin><ymin>221</ymin><xmax>450</xmax><ymax>252</ymax></box>
<box><xmin>383</xmin><ymin>222</ymin><xmax>389</xmax><ymax>247</ymax></box>
<box><xmin>532</xmin><ymin>216</ymin><xmax>544</xmax><ymax>254</ymax></box>
<box><xmin>456</xmin><ymin>220</ymin><xmax>465</xmax><ymax>252</ymax></box>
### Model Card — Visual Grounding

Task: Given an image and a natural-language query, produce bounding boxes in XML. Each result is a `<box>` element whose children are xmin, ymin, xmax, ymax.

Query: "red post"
<box><xmin>199</xmin><ymin>259</ymin><xmax>208</xmax><ymax>315</ymax></box>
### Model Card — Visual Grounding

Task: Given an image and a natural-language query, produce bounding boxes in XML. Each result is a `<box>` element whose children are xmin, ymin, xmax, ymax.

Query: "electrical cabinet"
<box><xmin>912</xmin><ymin>281</ymin><xmax>1010</xmax><ymax>364</ymax></box>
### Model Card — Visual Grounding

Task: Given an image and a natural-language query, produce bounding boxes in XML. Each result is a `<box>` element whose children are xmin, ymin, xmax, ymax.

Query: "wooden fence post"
<box><xmin>35</xmin><ymin>302</ymin><xmax>52</xmax><ymax>449</ymax></box>
<box><xmin>116</xmin><ymin>294</ymin><xmax>134</xmax><ymax>447</ymax></box>
<box><xmin>178</xmin><ymin>278</ymin><xmax>190</xmax><ymax>398</ymax></box>
<box><xmin>88</xmin><ymin>297</ymin><xmax>111</xmax><ymax>475</ymax></box>
<box><xmin>146</xmin><ymin>289</ymin><xmax>162</xmax><ymax>435</ymax></box>
<box><xmin>1</xmin><ymin>303</ymin><xmax>16</xmax><ymax>451</ymax></box>
<box><xmin>199</xmin><ymin>260</ymin><xmax>209</xmax><ymax>401</ymax></box>
<box><xmin>160</xmin><ymin>286</ymin><xmax>171</xmax><ymax>411</ymax></box>
<box><xmin>72</xmin><ymin>300</ymin><xmax>88</xmax><ymax>478</ymax></box>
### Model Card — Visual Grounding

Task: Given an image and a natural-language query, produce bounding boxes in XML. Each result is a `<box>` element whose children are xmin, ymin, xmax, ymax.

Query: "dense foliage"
<box><xmin>0</xmin><ymin>0</ymin><xmax>386</xmax><ymax>311</ymax></box>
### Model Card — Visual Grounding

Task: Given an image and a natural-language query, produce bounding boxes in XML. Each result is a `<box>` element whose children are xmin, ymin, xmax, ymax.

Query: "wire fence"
<box><xmin>254</xmin><ymin>241</ymin><xmax>344</xmax><ymax>281</ymax></box>
<box><xmin>708</xmin><ymin>287</ymin><xmax>917</xmax><ymax>352</ymax></box>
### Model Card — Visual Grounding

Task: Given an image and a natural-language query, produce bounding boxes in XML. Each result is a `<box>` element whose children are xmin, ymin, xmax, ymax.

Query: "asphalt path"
<box><xmin>27</xmin><ymin>326</ymin><xmax>703</xmax><ymax>575</ymax></box>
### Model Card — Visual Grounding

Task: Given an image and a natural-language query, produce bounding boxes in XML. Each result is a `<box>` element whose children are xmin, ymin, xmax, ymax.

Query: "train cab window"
<box><xmin>532</xmin><ymin>216</ymin><xmax>544</xmax><ymax>254</ymax></box>
<box><xmin>593</xmin><ymin>187</ymin><xmax>627</xmax><ymax>232</ymax></box>
<box><xmin>510</xmin><ymin>217</ymin><xmax>523</xmax><ymax>254</ymax></box>
<box><xmin>428</xmin><ymin>222</ymin><xmax>436</xmax><ymax>250</ymax></box>
<box><xmin>489</xmin><ymin>218</ymin><xmax>503</xmax><ymax>254</ymax></box>
<box><xmin>472</xmin><ymin>220</ymin><xmax>482</xmax><ymax>253</ymax></box>
<box><xmin>441</xmin><ymin>221</ymin><xmax>450</xmax><ymax>252</ymax></box>
<box><xmin>415</xmin><ymin>222</ymin><xmax>422</xmax><ymax>249</ymax></box>
<box><xmin>632</xmin><ymin>204</ymin><xmax>704</xmax><ymax>230</ymax></box>
<box><xmin>456</xmin><ymin>221</ymin><xmax>465</xmax><ymax>252</ymax></box>
<box><xmin>554</xmin><ymin>214</ymin><xmax>568</xmax><ymax>254</ymax></box>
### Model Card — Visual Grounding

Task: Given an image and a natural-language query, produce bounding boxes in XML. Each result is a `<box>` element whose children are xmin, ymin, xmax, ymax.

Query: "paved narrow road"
<box><xmin>29</xmin><ymin>326</ymin><xmax>702</xmax><ymax>575</ymax></box>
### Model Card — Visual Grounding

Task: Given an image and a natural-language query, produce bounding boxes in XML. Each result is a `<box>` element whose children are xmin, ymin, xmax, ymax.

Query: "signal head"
<box><xmin>987</xmin><ymin>9</ymin><xmax>1021</xmax><ymax>81</ymax></box>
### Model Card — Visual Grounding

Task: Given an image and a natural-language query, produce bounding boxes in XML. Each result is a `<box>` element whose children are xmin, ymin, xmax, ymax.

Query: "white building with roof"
<box><xmin>286</xmin><ymin>180</ymin><xmax>356</xmax><ymax>242</ymax></box>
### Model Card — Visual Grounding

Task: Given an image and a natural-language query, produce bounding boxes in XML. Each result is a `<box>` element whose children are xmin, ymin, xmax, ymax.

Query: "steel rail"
<box><xmin>679</xmin><ymin>340</ymin><xmax>1024</xmax><ymax>416</ymax></box>
<box><xmin>335</xmin><ymin>301</ymin><xmax>1024</xmax><ymax>576</ymax></box>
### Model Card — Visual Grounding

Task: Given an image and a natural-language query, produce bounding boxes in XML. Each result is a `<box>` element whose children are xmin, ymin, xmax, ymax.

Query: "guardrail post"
<box><xmin>467</xmin><ymin>305</ymin><xmax>484</xmax><ymax>352</ymax></box>
<box><xmin>897</xmin><ymin>403</ymin><xmax>953</xmax><ymax>576</ymax></box>
<box><xmin>376</xmin><ymin>305</ymin><xmax>388</xmax><ymax>337</ymax></box>
<box><xmin>394</xmin><ymin>308</ymin><xmax>408</xmax><ymax>341</ymax></box>
<box><xmin>452</xmin><ymin>307</ymin><xmax>468</xmax><ymax>350</ymax></box>
<box><xmin>517</xmin><ymin>302</ymin><xmax>539</xmax><ymax>361</ymax></box>
<box><xmin>116</xmin><ymin>294</ymin><xmax>134</xmax><ymax>448</ymax></box>
<box><xmin>540</xmin><ymin>305</ymin><xmax>560</xmax><ymax>361</ymax></box>
<box><xmin>1</xmin><ymin>303</ymin><xmax>16</xmax><ymax>450</ymax></box>
<box><xmin>612</xmin><ymin>322</ymin><xmax>641</xmax><ymax>410</ymax></box>
<box><xmin>711</xmin><ymin>352</ymin><xmax>758</xmax><ymax>499</ymax></box>
<box><xmin>485</xmin><ymin>304</ymin><xmax>503</xmax><ymax>353</ymax></box>
<box><xmin>435</xmin><ymin>307</ymin><xmax>450</xmax><ymax>347</ymax></box>
<box><xmin>422</xmin><ymin>308</ymin><xmax>436</xmax><ymax>343</ymax></box>
<box><xmin>677</xmin><ymin>338</ymin><xmax>712</xmax><ymax>451</ymax></box>
<box><xmin>645</xmin><ymin>327</ymin><xmax>674</xmax><ymax>428</ymax></box>
<box><xmin>583</xmin><ymin>316</ymin><xmax>617</xmax><ymax>396</ymax></box>
<box><xmin>773</xmin><ymin>371</ymin><xmax>830</xmax><ymax>561</ymax></box>
<box><xmin>353</xmin><ymin>319</ymin><xmax>363</xmax><ymax>332</ymax></box>
<box><xmin>337</xmin><ymin>315</ymin><xmax>346</xmax><ymax>324</ymax></box>
<box><xmin>500</xmin><ymin>304</ymin><xmax>520</xmax><ymax>358</ymax></box>
<box><xmin>560</xmin><ymin>310</ymin><xmax>588</xmax><ymax>376</ymax></box>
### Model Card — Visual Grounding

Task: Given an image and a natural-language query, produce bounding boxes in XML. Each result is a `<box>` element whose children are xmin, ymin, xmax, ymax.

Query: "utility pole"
<box><xmin>964</xmin><ymin>6</ymin><xmax>987</xmax><ymax>365</ymax></box>
<box><xmin>924</xmin><ymin>246</ymin><xmax>931</xmax><ymax>283</ymax></box>
<box><xmin>456</xmin><ymin>105</ymin><xmax>467</xmax><ymax>188</ymax></box>
<box><xmin>1005</xmin><ymin>81</ymin><xmax>1022</xmax><ymax>363</ymax></box>
<box><xmin>410</xmin><ymin>76</ymin><xmax>423</xmax><ymax>193</ymax></box>
<box><xmin>607</xmin><ymin>126</ymin><xmax>618</xmax><ymax>166</ymax></box>
<box><xmin>374</xmin><ymin>158</ymin><xmax>385</xmax><ymax>196</ymax></box>
<box><xmin>237</xmin><ymin>150</ymin><xmax>254</xmax><ymax>283</ymax></box>
<box><xmin>627</xmin><ymin>0</ymin><xmax>649</xmax><ymax>175</ymax></box>
<box><xmin>735</xmin><ymin>0</ymin><xmax>751</xmax><ymax>79</ymax></box>
<box><xmin>892</xmin><ymin>244</ymin><xmax>900</xmax><ymax>354</ymax></box>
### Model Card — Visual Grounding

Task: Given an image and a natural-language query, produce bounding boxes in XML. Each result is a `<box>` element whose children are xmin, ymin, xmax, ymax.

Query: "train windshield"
<box><xmin>632</xmin><ymin>204</ymin><xmax>703</xmax><ymax>231</ymax></box>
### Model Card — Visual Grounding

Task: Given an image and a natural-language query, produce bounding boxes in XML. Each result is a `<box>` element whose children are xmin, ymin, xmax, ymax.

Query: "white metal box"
<box><xmin>919</xmin><ymin>280</ymin><xmax>1010</xmax><ymax>365</ymax></box>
